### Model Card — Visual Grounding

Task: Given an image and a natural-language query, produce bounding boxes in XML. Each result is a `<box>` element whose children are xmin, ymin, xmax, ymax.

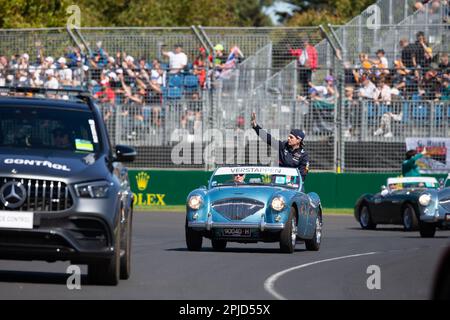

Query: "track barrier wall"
<box><xmin>129</xmin><ymin>170</ymin><xmax>448</xmax><ymax>209</ymax></box>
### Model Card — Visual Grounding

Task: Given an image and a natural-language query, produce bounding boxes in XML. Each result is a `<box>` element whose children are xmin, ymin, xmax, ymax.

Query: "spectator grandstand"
<box><xmin>0</xmin><ymin>3</ymin><xmax>448</xmax><ymax>172</ymax></box>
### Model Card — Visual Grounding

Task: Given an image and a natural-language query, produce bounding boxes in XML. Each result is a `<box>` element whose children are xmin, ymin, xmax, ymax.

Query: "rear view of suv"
<box><xmin>0</xmin><ymin>87</ymin><xmax>136</xmax><ymax>285</ymax></box>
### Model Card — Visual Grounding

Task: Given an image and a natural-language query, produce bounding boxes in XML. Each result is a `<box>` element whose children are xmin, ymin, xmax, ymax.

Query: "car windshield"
<box><xmin>388</xmin><ymin>181</ymin><xmax>439</xmax><ymax>191</ymax></box>
<box><xmin>211</xmin><ymin>173</ymin><xmax>300</xmax><ymax>189</ymax></box>
<box><xmin>0</xmin><ymin>106</ymin><xmax>101</xmax><ymax>154</ymax></box>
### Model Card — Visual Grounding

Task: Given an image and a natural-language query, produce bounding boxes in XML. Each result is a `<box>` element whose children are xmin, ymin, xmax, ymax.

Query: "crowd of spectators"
<box><xmin>0</xmin><ymin>41</ymin><xmax>244</xmax><ymax>137</ymax></box>
<box><xmin>341</xmin><ymin>31</ymin><xmax>449</xmax><ymax>138</ymax></box>
<box><xmin>292</xmin><ymin>30</ymin><xmax>449</xmax><ymax>139</ymax></box>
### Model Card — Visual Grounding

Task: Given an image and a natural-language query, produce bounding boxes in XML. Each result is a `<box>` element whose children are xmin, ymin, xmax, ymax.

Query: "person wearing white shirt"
<box><xmin>358</xmin><ymin>77</ymin><xmax>378</xmax><ymax>100</ymax></box>
<box><xmin>162</xmin><ymin>44</ymin><xmax>188</xmax><ymax>74</ymax></box>
<box><xmin>44</xmin><ymin>69</ymin><xmax>59</xmax><ymax>89</ymax></box>
<box><xmin>373</xmin><ymin>79</ymin><xmax>402</xmax><ymax>138</ymax></box>
<box><xmin>57</xmin><ymin>57</ymin><xmax>73</xmax><ymax>86</ymax></box>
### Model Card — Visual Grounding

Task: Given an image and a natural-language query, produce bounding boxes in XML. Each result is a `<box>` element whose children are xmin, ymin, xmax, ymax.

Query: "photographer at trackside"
<box><xmin>251</xmin><ymin>112</ymin><xmax>310</xmax><ymax>183</ymax></box>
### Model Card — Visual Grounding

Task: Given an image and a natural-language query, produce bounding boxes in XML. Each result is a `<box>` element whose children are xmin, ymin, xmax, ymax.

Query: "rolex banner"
<box><xmin>128</xmin><ymin>170</ymin><xmax>210</xmax><ymax>207</ymax></box>
<box><xmin>405</xmin><ymin>137</ymin><xmax>450</xmax><ymax>173</ymax></box>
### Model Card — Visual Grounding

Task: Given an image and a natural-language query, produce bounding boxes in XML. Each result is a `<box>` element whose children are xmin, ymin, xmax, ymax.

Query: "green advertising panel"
<box><xmin>129</xmin><ymin>170</ymin><xmax>210</xmax><ymax>207</ymax></box>
<box><xmin>129</xmin><ymin>170</ymin><xmax>448</xmax><ymax>209</ymax></box>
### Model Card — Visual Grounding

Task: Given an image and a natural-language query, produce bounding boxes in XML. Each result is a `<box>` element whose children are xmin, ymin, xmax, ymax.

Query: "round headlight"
<box><xmin>188</xmin><ymin>195</ymin><xmax>202</xmax><ymax>210</ymax></box>
<box><xmin>271</xmin><ymin>197</ymin><xmax>285</xmax><ymax>211</ymax></box>
<box><xmin>419</xmin><ymin>194</ymin><xmax>431</xmax><ymax>206</ymax></box>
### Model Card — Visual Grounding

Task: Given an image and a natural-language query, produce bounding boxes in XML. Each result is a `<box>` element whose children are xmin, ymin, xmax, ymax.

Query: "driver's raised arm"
<box><xmin>251</xmin><ymin>112</ymin><xmax>282</xmax><ymax>150</ymax></box>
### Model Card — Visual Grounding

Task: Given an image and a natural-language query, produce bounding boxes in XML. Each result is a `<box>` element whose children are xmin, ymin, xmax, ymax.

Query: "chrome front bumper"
<box><xmin>187</xmin><ymin>221</ymin><xmax>284</xmax><ymax>231</ymax></box>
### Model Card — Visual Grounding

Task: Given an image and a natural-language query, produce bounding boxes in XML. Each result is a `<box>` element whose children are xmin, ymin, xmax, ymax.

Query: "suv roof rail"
<box><xmin>0</xmin><ymin>86</ymin><xmax>90</xmax><ymax>95</ymax></box>
<box><xmin>0</xmin><ymin>86</ymin><xmax>96</xmax><ymax>111</ymax></box>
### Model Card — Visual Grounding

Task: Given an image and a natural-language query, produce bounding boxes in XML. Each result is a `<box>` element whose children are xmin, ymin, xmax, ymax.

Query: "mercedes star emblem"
<box><xmin>0</xmin><ymin>181</ymin><xmax>27</xmax><ymax>209</ymax></box>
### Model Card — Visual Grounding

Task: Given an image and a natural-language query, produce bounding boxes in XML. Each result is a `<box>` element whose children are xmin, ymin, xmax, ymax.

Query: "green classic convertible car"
<box><xmin>355</xmin><ymin>177</ymin><xmax>450</xmax><ymax>237</ymax></box>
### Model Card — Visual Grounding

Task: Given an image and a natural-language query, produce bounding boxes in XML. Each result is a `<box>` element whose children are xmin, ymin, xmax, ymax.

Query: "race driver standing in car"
<box><xmin>251</xmin><ymin>112</ymin><xmax>310</xmax><ymax>183</ymax></box>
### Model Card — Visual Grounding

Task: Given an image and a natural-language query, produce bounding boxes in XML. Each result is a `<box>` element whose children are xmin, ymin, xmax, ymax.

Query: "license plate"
<box><xmin>223</xmin><ymin>228</ymin><xmax>251</xmax><ymax>237</ymax></box>
<box><xmin>0</xmin><ymin>211</ymin><xmax>34</xmax><ymax>229</ymax></box>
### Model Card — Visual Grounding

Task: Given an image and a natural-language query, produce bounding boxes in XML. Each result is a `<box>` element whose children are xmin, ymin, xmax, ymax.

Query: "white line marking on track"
<box><xmin>264</xmin><ymin>252</ymin><xmax>378</xmax><ymax>300</ymax></box>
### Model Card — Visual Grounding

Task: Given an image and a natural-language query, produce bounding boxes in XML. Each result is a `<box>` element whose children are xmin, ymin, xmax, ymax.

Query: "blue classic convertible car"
<box><xmin>185</xmin><ymin>166</ymin><xmax>323</xmax><ymax>253</ymax></box>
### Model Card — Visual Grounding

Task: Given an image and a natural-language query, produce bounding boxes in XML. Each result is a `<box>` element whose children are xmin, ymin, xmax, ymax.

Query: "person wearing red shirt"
<box><xmin>289</xmin><ymin>39</ymin><xmax>318</xmax><ymax>97</ymax></box>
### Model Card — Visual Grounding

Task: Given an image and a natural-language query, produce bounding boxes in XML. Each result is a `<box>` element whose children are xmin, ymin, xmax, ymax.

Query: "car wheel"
<box><xmin>402</xmin><ymin>204</ymin><xmax>419</xmax><ymax>231</ymax></box>
<box><xmin>305</xmin><ymin>214</ymin><xmax>322</xmax><ymax>251</ymax></box>
<box><xmin>419</xmin><ymin>221</ymin><xmax>436</xmax><ymax>238</ymax></box>
<box><xmin>211</xmin><ymin>239</ymin><xmax>227</xmax><ymax>251</ymax></box>
<box><xmin>120</xmin><ymin>210</ymin><xmax>133</xmax><ymax>280</ymax></box>
<box><xmin>279</xmin><ymin>207</ymin><xmax>297</xmax><ymax>254</ymax></box>
<box><xmin>359</xmin><ymin>205</ymin><xmax>376</xmax><ymax>230</ymax></box>
<box><xmin>185</xmin><ymin>219</ymin><xmax>203</xmax><ymax>251</ymax></box>
<box><xmin>88</xmin><ymin>225</ymin><xmax>121</xmax><ymax>286</ymax></box>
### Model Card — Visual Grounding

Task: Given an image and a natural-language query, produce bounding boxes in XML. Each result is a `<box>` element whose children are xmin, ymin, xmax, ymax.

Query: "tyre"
<box><xmin>402</xmin><ymin>204</ymin><xmax>419</xmax><ymax>231</ymax></box>
<box><xmin>359</xmin><ymin>205</ymin><xmax>376</xmax><ymax>230</ymax></box>
<box><xmin>279</xmin><ymin>207</ymin><xmax>297</xmax><ymax>254</ymax></box>
<box><xmin>185</xmin><ymin>220</ymin><xmax>203</xmax><ymax>251</ymax></box>
<box><xmin>120</xmin><ymin>210</ymin><xmax>133</xmax><ymax>280</ymax></box>
<box><xmin>211</xmin><ymin>239</ymin><xmax>227</xmax><ymax>251</ymax></box>
<box><xmin>419</xmin><ymin>222</ymin><xmax>436</xmax><ymax>238</ymax></box>
<box><xmin>88</xmin><ymin>225</ymin><xmax>121</xmax><ymax>286</ymax></box>
<box><xmin>305</xmin><ymin>213</ymin><xmax>322</xmax><ymax>251</ymax></box>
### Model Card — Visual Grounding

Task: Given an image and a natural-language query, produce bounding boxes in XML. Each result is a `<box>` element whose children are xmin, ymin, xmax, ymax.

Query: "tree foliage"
<box><xmin>0</xmin><ymin>0</ymin><xmax>273</xmax><ymax>28</ymax></box>
<box><xmin>279</xmin><ymin>0</ymin><xmax>377</xmax><ymax>26</ymax></box>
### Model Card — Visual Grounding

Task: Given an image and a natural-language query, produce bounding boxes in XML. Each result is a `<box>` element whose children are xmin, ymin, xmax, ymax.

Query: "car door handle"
<box><xmin>392</xmin><ymin>200</ymin><xmax>401</xmax><ymax>204</ymax></box>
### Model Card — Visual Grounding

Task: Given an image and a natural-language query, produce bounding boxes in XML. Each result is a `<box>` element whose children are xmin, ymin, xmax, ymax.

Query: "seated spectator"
<box><xmin>122</xmin><ymin>55</ymin><xmax>138</xmax><ymax>84</ymax></box>
<box><xmin>149</xmin><ymin>59</ymin><xmax>166</xmax><ymax>94</ymax></box>
<box><xmin>353</xmin><ymin>53</ymin><xmax>372</xmax><ymax>83</ymax></box>
<box><xmin>400</xmin><ymin>39</ymin><xmax>416</xmax><ymax>70</ymax></box>
<box><xmin>138</xmin><ymin>58</ymin><xmax>150</xmax><ymax>72</ymax></box>
<box><xmin>193</xmin><ymin>47</ymin><xmax>207</xmax><ymax>89</ymax></box>
<box><xmin>44</xmin><ymin>69</ymin><xmax>59</xmax><ymax>90</ymax></box>
<box><xmin>441</xmin><ymin>78</ymin><xmax>450</xmax><ymax>100</ymax></box>
<box><xmin>439</xmin><ymin>53</ymin><xmax>450</xmax><ymax>80</ymax></box>
<box><xmin>94</xmin><ymin>76</ymin><xmax>116</xmax><ymax>121</ymax></box>
<box><xmin>106</xmin><ymin>56</ymin><xmax>117</xmax><ymax>71</ymax></box>
<box><xmin>373</xmin><ymin>79</ymin><xmax>402</xmax><ymax>138</ymax></box>
<box><xmin>306</xmin><ymin>75</ymin><xmax>337</xmax><ymax>134</ymax></box>
<box><xmin>422</xmin><ymin>47</ymin><xmax>434</xmax><ymax>72</ymax></box>
<box><xmin>210</xmin><ymin>44</ymin><xmax>228</xmax><ymax>78</ymax></box>
<box><xmin>343</xmin><ymin>86</ymin><xmax>358</xmax><ymax>137</ymax></box>
<box><xmin>414</xmin><ymin>31</ymin><xmax>430</xmax><ymax>69</ymax></box>
<box><xmin>162</xmin><ymin>44</ymin><xmax>188</xmax><ymax>74</ymax></box>
<box><xmin>419</xmin><ymin>65</ymin><xmax>441</xmax><ymax>100</ymax></box>
<box><xmin>370</xmin><ymin>49</ymin><xmax>389</xmax><ymax>77</ymax></box>
<box><xmin>374</xmin><ymin>78</ymin><xmax>392</xmax><ymax>105</ymax></box>
<box><xmin>29</xmin><ymin>66</ymin><xmax>44</xmax><ymax>87</ymax></box>
<box><xmin>219</xmin><ymin>45</ymin><xmax>244</xmax><ymax>79</ymax></box>
<box><xmin>44</xmin><ymin>56</ymin><xmax>55</xmax><ymax>70</ymax></box>
<box><xmin>57</xmin><ymin>57</ymin><xmax>73</xmax><ymax>86</ymax></box>
<box><xmin>358</xmin><ymin>75</ymin><xmax>378</xmax><ymax>100</ymax></box>
<box><xmin>392</xmin><ymin>60</ymin><xmax>409</xmax><ymax>98</ymax></box>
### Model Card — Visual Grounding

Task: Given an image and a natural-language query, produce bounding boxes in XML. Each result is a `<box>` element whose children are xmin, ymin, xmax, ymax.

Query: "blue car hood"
<box><xmin>206</xmin><ymin>185</ymin><xmax>291</xmax><ymax>204</ymax></box>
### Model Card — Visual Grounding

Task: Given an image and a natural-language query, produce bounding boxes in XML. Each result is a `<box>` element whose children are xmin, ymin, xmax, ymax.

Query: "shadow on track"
<box><xmin>348</xmin><ymin>227</ymin><xmax>407</xmax><ymax>232</ymax></box>
<box><xmin>167</xmin><ymin>247</ymin><xmax>307</xmax><ymax>254</ymax></box>
<box><xmin>0</xmin><ymin>270</ymin><xmax>88</xmax><ymax>285</ymax></box>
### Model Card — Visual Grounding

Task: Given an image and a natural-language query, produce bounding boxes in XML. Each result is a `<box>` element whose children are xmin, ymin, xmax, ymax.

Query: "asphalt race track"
<box><xmin>0</xmin><ymin>212</ymin><xmax>449</xmax><ymax>300</ymax></box>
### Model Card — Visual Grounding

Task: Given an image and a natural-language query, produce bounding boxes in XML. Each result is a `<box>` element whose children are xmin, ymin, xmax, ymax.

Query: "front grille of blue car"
<box><xmin>212</xmin><ymin>198</ymin><xmax>264</xmax><ymax>221</ymax></box>
<box><xmin>439</xmin><ymin>197</ymin><xmax>450</xmax><ymax>212</ymax></box>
